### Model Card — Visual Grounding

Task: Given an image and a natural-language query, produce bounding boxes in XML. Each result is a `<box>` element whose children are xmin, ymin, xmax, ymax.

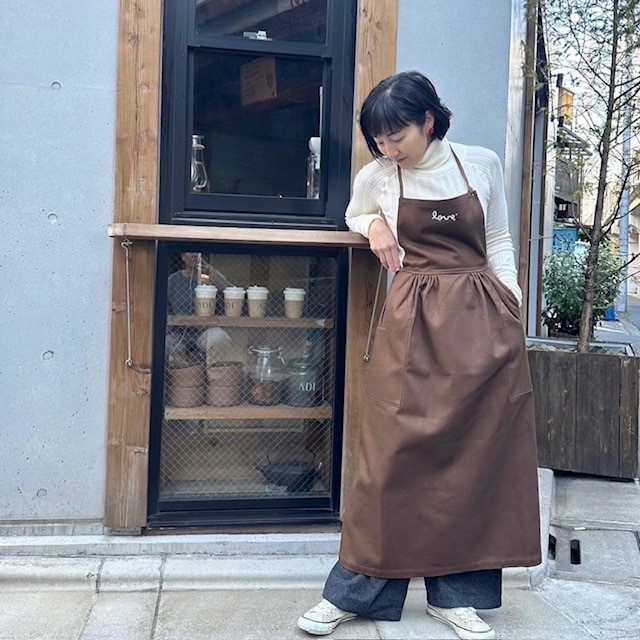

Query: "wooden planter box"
<box><xmin>528</xmin><ymin>340</ymin><xmax>640</xmax><ymax>479</ymax></box>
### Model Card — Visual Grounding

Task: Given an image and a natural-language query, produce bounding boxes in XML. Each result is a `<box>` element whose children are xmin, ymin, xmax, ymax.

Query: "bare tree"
<box><xmin>541</xmin><ymin>0</ymin><xmax>640</xmax><ymax>351</ymax></box>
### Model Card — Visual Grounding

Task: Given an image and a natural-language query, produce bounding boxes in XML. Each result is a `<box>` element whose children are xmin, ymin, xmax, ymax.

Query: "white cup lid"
<box><xmin>195</xmin><ymin>284</ymin><xmax>217</xmax><ymax>294</ymax></box>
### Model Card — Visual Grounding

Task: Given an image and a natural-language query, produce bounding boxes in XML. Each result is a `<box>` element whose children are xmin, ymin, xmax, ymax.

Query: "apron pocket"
<box><xmin>497</xmin><ymin>303</ymin><xmax>533</xmax><ymax>401</ymax></box>
<box><xmin>485</xmin><ymin>274</ymin><xmax>533</xmax><ymax>401</ymax></box>
<box><xmin>365</xmin><ymin>316</ymin><xmax>414</xmax><ymax>407</ymax></box>
<box><xmin>493</xmin><ymin>278</ymin><xmax>521</xmax><ymax>315</ymax></box>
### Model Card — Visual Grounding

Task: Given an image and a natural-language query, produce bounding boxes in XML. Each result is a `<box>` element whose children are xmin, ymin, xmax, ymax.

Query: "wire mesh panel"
<box><xmin>159</xmin><ymin>249</ymin><xmax>337</xmax><ymax>504</ymax></box>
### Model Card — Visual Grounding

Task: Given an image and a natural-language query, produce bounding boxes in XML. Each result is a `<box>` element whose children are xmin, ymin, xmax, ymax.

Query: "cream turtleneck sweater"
<box><xmin>345</xmin><ymin>137</ymin><xmax>522</xmax><ymax>305</ymax></box>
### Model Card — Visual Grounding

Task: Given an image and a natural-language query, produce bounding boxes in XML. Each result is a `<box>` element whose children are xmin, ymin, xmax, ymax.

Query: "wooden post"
<box><xmin>105</xmin><ymin>0</ymin><xmax>162</xmax><ymax>531</ymax></box>
<box><xmin>518</xmin><ymin>0</ymin><xmax>538</xmax><ymax>320</ymax></box>
<box><xmin>342</xmin><ymin>0</ymin><xmax>398</xmax><ymax>511</ymax></box>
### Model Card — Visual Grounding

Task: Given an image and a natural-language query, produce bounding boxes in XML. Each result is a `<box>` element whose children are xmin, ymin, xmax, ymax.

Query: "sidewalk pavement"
<box><xmin>1</xmin><ymin>304</ymin><xmax>639</xmax><ymax>639</ymax></box>
<box><xmin>1</xmin><ymin>476</ymin><xmax>638</xmax><ymax>640</ymax></box>
<box><xmin>595</xmin><ymin>293</ymin><xmax>640</xmax><ymax>352</ymax></box>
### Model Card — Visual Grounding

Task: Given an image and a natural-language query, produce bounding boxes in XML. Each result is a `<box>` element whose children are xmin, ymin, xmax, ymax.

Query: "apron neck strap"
<box><xmin>450</xmin><ymin>147</ymin><xmax>474</xmax><ymax>193</ymax></box>
<box><xmin>396</xmin><ymin>145</ymin><xmax>473</xmax><ymax>197</ymax></box>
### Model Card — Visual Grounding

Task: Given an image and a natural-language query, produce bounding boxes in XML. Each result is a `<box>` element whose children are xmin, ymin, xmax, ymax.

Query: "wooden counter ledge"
<box><xmin>108</xmin><ymin>223</ymin><xmax>369</xmax><ymax>248</ymax></box>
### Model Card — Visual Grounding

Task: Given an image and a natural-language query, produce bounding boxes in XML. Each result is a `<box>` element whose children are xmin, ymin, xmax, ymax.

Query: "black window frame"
<box><xmin>160</xmin><ymin>0</ymin><xmax>357</xmax><ymax>230</ymax></box>
<box><xmin>146</xmin><ymin>240</ymin><xmax>350</xmax><ymax>528</ymax></box>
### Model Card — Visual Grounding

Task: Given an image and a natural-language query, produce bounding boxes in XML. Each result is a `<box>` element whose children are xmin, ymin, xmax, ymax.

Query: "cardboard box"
<box><xmin>241</xmin><ymin>57</ymin><xmax>277</xmax><ymax>107</ymax></box>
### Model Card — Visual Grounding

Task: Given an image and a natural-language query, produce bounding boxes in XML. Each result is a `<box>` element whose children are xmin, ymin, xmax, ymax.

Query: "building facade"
<box><xmin>0</xmin><ymin>0</ymin><xmax>543</xmax><ymax>534</ymax></box>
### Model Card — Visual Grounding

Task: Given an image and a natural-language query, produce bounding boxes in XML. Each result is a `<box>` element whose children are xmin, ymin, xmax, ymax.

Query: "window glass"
<box><xmin>195</xmin><ymin>0</ymin><xmax>327</xmax><ymax>44</ymax></box>
<box><xmin>191</xmin><ymin>51</ymin><xmax>323</xmax><ymax>198</ymax></box>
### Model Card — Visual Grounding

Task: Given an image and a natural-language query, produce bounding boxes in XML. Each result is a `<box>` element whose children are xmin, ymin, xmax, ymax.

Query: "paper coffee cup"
<box><xmin>194</xmin><ymin>285</ymin><xmax>217</xmax><ymax>316</ymax></box>
<box><xmin>247</xmin><ymin>286</ymin><xmax>269</xmax><ymax>318</ymax></box>
<box><xmin>283</xmin><ymin>288</ymin><xmax>306</xmax><ymax>319</ymax></box>
<box><xmin>223</xmin><ymin>287</ymin><xmax>246</xmax><ymax>317</ymax></box>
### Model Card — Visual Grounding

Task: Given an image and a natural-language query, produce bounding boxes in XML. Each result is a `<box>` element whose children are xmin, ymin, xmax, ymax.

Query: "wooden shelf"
<box><xmin>108</xmin><ymin>223</ymin><xmax>369</xmax><ymax>248</ymax></box>
<box><xmin>167</xmin><ymin>315</ymin><xmax>333</xmax><ymax>329</ymax></box>
<box><xmin>164</xmin><ymin>403</ymin><xmax>333</xmax><ymax>421</ymax></box>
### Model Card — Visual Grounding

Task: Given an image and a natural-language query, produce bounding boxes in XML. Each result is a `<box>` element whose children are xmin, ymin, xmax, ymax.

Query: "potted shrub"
<box><xmin>529</xmin><ymin>240</ymin><xmax>638</xmax><ymax>479</ymax></box>
<box><xmin>541</xmin><ymin>241</ymin><xmax>623</xmax><ymax>338</ymax></box>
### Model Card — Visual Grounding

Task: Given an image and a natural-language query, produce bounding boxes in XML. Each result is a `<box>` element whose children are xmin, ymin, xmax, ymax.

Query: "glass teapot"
<box><xmin>247</xmin><ymin>345</ymin><xmax>287</xmax><ymax>406</ymax></box>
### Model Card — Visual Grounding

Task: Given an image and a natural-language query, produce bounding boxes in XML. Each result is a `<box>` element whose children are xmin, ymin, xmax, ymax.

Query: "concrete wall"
<box><xmin>0</xmin><ymin>1</ymin><xmax>119</xmax><ymax>524</ymax></box>
<box><xmin>396</xmin><ymin>0</ymin><xmax>528</xmax><ymax>252</ymax></box>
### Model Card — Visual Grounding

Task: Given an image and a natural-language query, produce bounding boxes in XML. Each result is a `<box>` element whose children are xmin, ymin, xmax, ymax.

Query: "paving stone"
<box><xmin>0</xmin><ymin>591</ymin><xmax>94</xmax><ymax>640</ymax></box>
<box><xmin>374</xmin><ymin>586</ymin><xmax>591</xmax><ymax>639</ymax></box>
<box><xmin>538</xmin><ymin>578</ymin><xmax>640</xmax><ymax>640</ymax></box>
<box><xmin>154</xmin><ymin>589</ymin><xmax>380</xmax><ymax>640</ymax></box>
<box><xmin>488</xmin><ymin>586</ymin><xmax>593</xmax><ymax>639</ymax></box>
<box><xmin>554</xmin><ymin>477</ymin><xmax>640</xmax><ymax>527</ymax></box>
<box><xmin>80</xmin><ymin>592</ymin><xmax>158</xmax><ymax>640</ymax></box>
<box><xmin>375</xmin><ymin>588</ymin><xmax>457</xmax><ymax>639</ymax></box>
<box><xmin>99</xmin><ymin>556</ymin><xmax>162</xmax><ymax>591</ymax></box>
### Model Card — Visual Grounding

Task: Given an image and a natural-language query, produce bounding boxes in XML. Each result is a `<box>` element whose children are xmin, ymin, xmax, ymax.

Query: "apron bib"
<box><xmin>339</xmin><ymin>152</ymin><xmax>542</xmax><ymax>578</ymax></box>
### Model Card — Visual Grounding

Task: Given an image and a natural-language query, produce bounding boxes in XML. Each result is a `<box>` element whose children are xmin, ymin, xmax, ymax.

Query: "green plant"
<box><xmin>542</xmin><ymin>242</ymin><xmax>623</xmax><ymax>337</ymax></box>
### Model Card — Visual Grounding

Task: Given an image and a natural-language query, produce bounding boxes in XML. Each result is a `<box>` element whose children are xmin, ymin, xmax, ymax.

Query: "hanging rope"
<box><xmin>121</xmin><ymin>239</ymin><xmax>151</xmax><ymax>375</ymax></box>
<box><xmin>363</xmin><ymin>265</ymin><xmax>385</xmax><ymax>362</ymax></box>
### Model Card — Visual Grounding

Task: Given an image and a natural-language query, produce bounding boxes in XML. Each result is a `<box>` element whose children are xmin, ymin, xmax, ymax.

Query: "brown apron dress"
<box><xmin>339</xmin><ymin>152</ymin><xmax>542</xmax><ymax>579</ymax></box>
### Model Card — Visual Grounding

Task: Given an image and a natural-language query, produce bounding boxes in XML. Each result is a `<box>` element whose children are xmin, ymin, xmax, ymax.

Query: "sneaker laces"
<box><xmin>315</xmin><ymin>599</ymin><xmax>343</xmax><ymax>615</ymax></box>
<box><xmin>450</xmin><ymin>607</ymin><xmax>480</xmax><ymax>624</ymax></box>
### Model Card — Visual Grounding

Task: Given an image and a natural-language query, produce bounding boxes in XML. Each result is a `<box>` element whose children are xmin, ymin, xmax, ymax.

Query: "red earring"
<box><xmin>428</xmin><ymin>126</ymin><xmax>435</xmax><ymax>136</ymax></box>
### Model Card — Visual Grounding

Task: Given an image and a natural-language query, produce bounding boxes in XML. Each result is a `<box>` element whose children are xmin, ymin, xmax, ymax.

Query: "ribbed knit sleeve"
<box><xmin>483</xmin><ymin>151</ymin><xmax>523</xmax><ymax>306</ymax></box>
<box><xmin>344</xmin><ymin>164</ymin><xmax>386</xmax><ymax>237</ymax></box>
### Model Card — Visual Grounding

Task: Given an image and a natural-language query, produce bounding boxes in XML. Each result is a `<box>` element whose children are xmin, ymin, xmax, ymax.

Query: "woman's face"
<box><xmin>373</xmin><ymin>114</ymin><xmax>434</xmax><ymax>167</ymax></box>
<box><xmin>181</xmin><ymin>252</ymin><xmax>198</xmax><ymax>269</ymax></box>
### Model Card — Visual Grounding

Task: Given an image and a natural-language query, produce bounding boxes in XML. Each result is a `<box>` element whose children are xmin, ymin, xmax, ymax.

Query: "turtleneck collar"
<box><xmin>412</xmin><ymin>136</ymin><xmax>452</xmax><ymax>171</ymax></box>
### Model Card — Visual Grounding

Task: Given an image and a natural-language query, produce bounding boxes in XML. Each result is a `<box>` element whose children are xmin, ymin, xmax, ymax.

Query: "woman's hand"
<box><xmin>368</xmin><ymin>219</ymin><xmax>401</xmax><ymax>273</ymax></box>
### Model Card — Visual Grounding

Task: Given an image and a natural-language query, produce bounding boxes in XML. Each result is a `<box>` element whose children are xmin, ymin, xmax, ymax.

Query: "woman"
<box><xmin>297</xmin><ymin>72</ymin><xmax>541</xmax><ymax>640</ymax></box>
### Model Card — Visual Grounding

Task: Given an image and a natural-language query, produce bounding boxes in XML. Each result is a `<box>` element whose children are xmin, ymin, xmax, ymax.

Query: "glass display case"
<box><xmin>148</xmin><ymin>243</ymin><xmax>346</xmax><ymax>524</ymax></box>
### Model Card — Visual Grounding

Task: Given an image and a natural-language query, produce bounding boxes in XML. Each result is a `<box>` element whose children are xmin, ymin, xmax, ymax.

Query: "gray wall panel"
<box><xmin>0</xmin><ymin>1</ymin><xmax>118</xmax><ymax>521</ymax></box>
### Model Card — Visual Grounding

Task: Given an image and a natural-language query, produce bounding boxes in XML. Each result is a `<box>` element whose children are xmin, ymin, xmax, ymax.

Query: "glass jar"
<box><xmin>286</xmin><ymin>357</ymin><xmax>320</xmax><ymax>407</ymax></box>
<box><xmin>247</xmin><ymin>345</ymin><xmax>286</xmax><ymax>406</ymax></box>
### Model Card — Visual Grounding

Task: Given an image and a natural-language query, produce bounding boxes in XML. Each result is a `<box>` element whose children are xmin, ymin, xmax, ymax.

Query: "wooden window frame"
<box><xmin>105</xmin><ymin>0</ymin><xmax>398</xmax><ymax>531</ymax></box>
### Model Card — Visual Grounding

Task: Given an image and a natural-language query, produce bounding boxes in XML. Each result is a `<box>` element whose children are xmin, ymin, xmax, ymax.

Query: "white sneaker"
<box><xmin>426</xmin><ymin>604</ymin><xmax>496</xmax><ymax>640</ymax></box>
<box><xmin>297</xmin><ymin>598</ymin><xmax>357</xmax><ymax>636</ymax></box>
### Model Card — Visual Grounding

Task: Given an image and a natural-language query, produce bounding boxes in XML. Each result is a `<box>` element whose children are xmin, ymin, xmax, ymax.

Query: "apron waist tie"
<box><xmin>401</xmin><ymin>264</ymin><xmax>489</xmax><ymax>275</ymax></box>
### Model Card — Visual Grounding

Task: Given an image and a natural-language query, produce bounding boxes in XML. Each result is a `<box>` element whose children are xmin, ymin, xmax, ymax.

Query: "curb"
<box><xmin>0</xmin><ymin>532</ymin><xmax>341</xmax><ymax>558</ymax></box>
<box><xmin>0</xmin><ymin>473</ymin><xmax>553</xmax><ymax>592</ymax></box>
<box><xmin>0</xmin><ymin>554</ymin><xmax>337</xmax><ymax>593</ymax></box>
<box><xmin>528</xmin><ymin>467</ymin><xmax>554</xmax><ymax>587</ymax></box>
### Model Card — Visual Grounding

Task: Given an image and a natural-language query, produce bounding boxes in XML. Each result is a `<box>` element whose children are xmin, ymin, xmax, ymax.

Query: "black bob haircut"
<box><xmin>359</xmin><ymin>71</ymin><xmax>453</xmax><ymax>159</ymax></box>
